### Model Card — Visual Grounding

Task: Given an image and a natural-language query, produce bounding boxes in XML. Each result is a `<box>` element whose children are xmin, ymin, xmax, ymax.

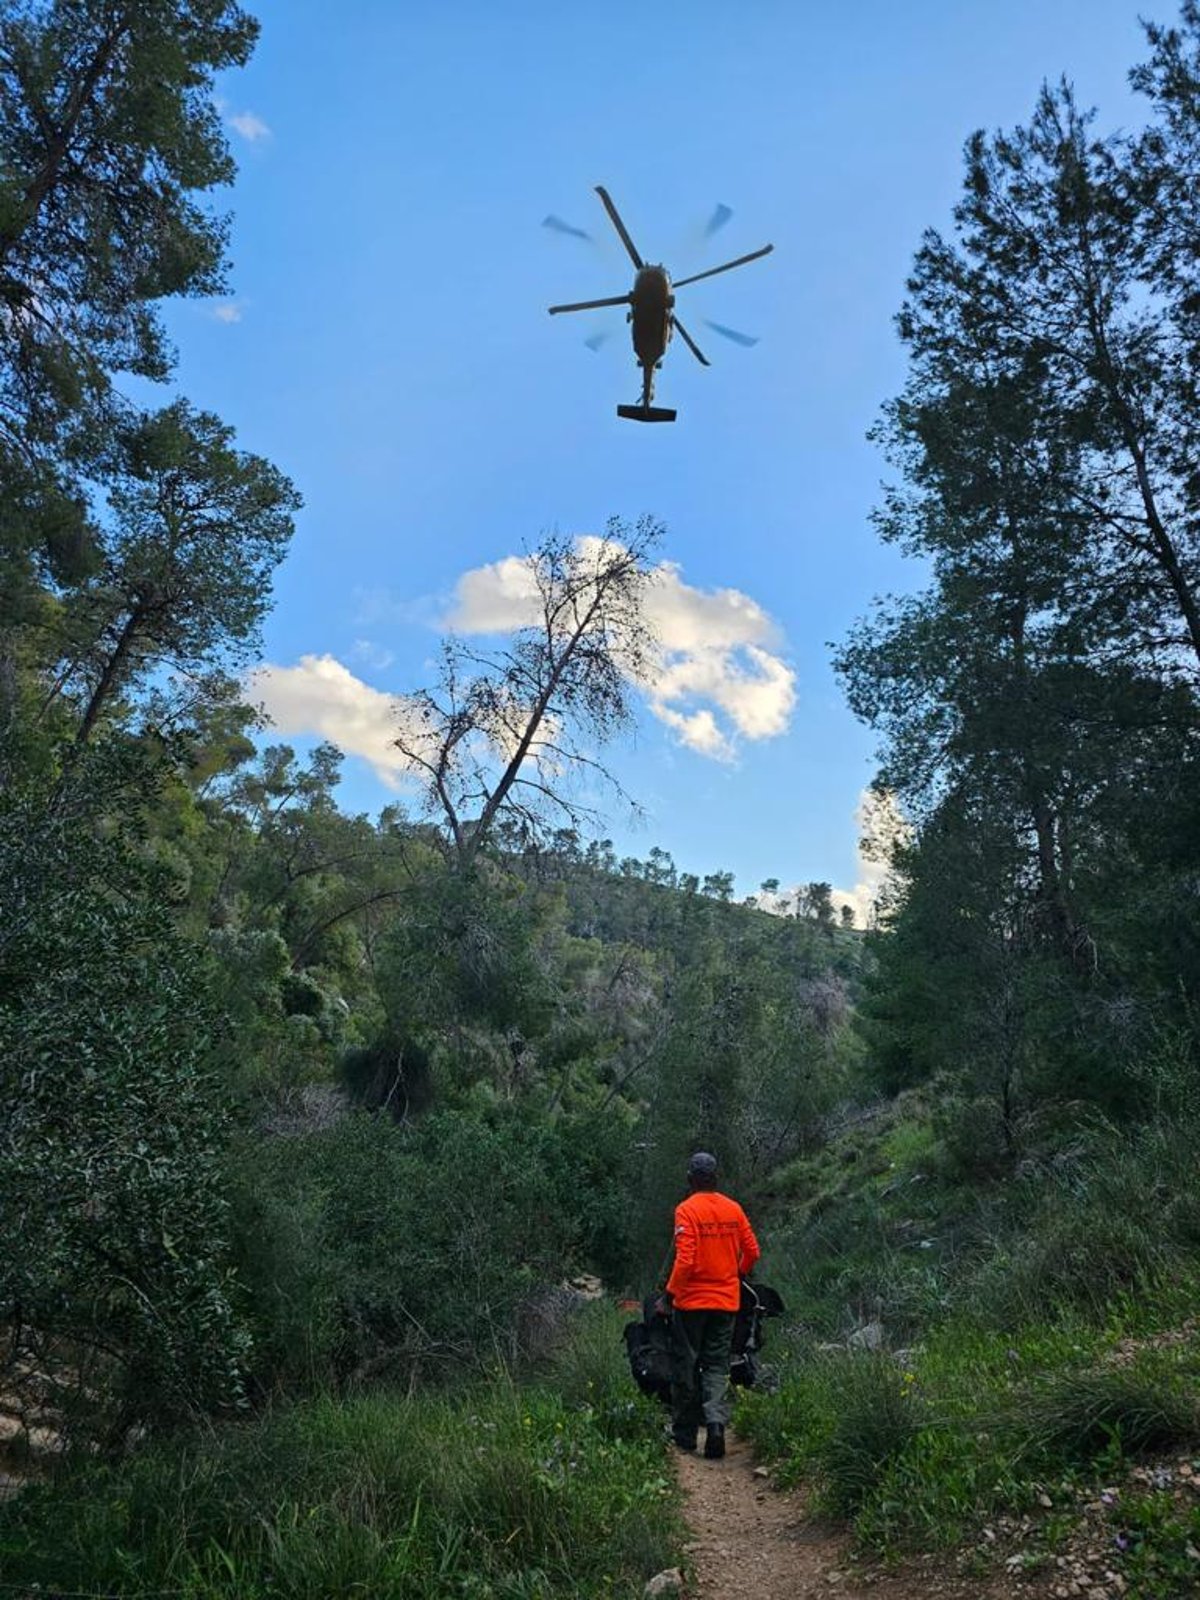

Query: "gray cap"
<box><xmin>687</xmin><ymin>1151</ymin><xmax>718</xmax><ymax>1178</ymax></box>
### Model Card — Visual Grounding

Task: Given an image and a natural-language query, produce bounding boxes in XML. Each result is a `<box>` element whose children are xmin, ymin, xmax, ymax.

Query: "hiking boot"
<box><xmin>670</xmin><ymin>1425</ymin><xmax>698</xmax><ymax>1452</ymax></box>
<box><xmin>703</xmin><ymin>1423</ymin><xmax>726</xmax><ymax>1460</ymax></box>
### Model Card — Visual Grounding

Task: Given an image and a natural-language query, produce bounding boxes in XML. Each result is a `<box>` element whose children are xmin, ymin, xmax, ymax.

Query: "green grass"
<box><xmin>1012</xmin><ymin>1363</ymin><xmax>1200</xmax><ymax>1466</ymax></box>
<box><xmin>760</xmin><ymin>1098</ymin><xmax>1200</xmax><ymax>1348</ymax></box>
<box><xmin>753</xmin><ymin>1349</ymin><xmax>927</xmax><ymax>1517</ymax></box>
<box><xmin>739</xmin><ymin>1285</ymin><xmax>1200</xmax><ymax>1581</ymax></box>
<box><xmin>743</xmin><ymin>1097</ymin><xmax>1200</xmax><ymax>1593</ymax></box>
<box><xmin>878</xmin><ymin>1118</ymin><xmax>938</xmax><ymax>1174</ymax></box>
<box><xmin>0</xmin><ymin>1309</ymin><xmax>680</xmax><ymax>1599</ymax></box>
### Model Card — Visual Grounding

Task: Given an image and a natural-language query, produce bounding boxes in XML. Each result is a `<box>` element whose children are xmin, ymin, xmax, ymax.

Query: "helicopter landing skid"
<box><xmin>617</xmin><ymin>404</ymin><xmax>677</xmax><ymax>423</ymax></box>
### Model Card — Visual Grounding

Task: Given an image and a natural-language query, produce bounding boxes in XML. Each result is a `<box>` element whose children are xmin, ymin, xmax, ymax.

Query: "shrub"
<box><xmin>230</xmin><ymin>1102</ymin><xmax>638</xmax><ymax>1391</ymax></box>
<box><xmin>960</xmin><ymin>1121</ymin><xmax>1200</xmax><ymax>1325</ymax></box>
<box><xmin>0</xmin><ymin>747</ymin><xmax>248</xmax><ymax>1436</ymax></box>
<box><xmin>817</xmin><ymin>1353</ymin><xmax>927</xmax><ymax>1515</ymax></box>
<box><xmin>738</xmin><ymin>1350</ymin><xmax>925</xmax><ymax>1516</ymax></box>
<box><xmin>0</xmin><ymin>1371</ymin><xmax>680</xmax><ymax>1597</ymax></box>
<box><xmin>930</xmin><ymin>1090</ymin><xmax>1014</xmax><ymax>1181</ymax></box>
<box><xmin>966</xmin><ymin>1208</ymin><xmax>1167</xmax><ymax>1327</ymax></box>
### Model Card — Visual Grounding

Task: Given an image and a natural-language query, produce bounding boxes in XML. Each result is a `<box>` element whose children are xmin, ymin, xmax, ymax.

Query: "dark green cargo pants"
<box><xmin>670</xmin><ymin>1307</ymin><xmax>734</xmax><ymax>1438</ymax></box>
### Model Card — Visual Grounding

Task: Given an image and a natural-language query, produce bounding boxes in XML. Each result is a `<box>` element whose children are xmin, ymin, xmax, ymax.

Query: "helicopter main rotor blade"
<box><xmin>705</xmin><ymin>319</ymin><xmax>759</xmax><ymax>347</ymax></box>
<box><xmin>672</xmin><ymin>243</ymin><xmax>774</xmax><ymax>290</ymax></box>
<box><xmin>594</xmin><ymin>186</ymin><xmax>644</xmax><ymax>270</ymax></box>
<box><xmin>543</xmin><ymin>215</ymin><xmax>592</xmax><ymax>241</ymax></box>
<box><xmin>671</xmin><ymin>315</ymin><xmax>710</xmax><ymax>367</ymax></box>
<box><xmin>549</xmin><ymin>294</ymin><xmax>632</xmax><ymax>315</ymax></box>
<box><xmin>705</xmin><ymin>203</ymin><xmax>733</xmax><ymax>238</ymax></box>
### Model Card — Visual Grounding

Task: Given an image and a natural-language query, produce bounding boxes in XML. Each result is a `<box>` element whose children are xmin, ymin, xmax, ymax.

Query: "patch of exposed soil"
<box><xmin>674</xmin><ymin>1429</ymin><xmax>871</xmax><ymax>1599</ymax></box>
<box><xmin>673</xmin><ymin>1428</ymin><xmax>1011</xmax><ymax>1600</ymax></box>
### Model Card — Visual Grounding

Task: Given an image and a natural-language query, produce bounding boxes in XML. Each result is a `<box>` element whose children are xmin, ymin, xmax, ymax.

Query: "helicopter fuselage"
<box><xmin>630</xmin><ymin>265</ymin><xmax>673</xmax><ymax>373</ymax></box>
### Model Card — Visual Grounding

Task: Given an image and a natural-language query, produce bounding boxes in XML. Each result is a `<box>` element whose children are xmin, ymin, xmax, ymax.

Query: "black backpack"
<box><xmin>622</xmin><ymin>1295</ymin><xmax>673</xmax><ymax>1404</ymax></box>
<box><xmin>622</xmin><ymin>1281</ymin><xmax>785</xmax><ymax>1403</ymax></box>
<box><xmin>730</xmin><ymin>1279</ymin><xmax>785</xmax><ymax>1389</ymax></box>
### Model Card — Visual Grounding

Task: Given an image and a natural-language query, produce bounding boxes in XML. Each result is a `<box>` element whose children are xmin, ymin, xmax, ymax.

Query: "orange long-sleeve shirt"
<box><xmin>665</xmin><ymin>1189</ymin><xmax>760</xmax><ymax>1311</ymax></box>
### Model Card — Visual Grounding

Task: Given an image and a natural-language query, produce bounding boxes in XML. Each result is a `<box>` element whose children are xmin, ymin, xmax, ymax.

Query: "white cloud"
<box><xmin>250</xmin><ymin>540</ymin><xmax>796</xmax><ymax>782</ymax></box>
<box><xmin>448</xmin><ymin>540</ymin><xmax>796</xmax><ymax>762</ymax></box>
<box><xmin>753</xmin><ymin>790</ymin><xmax>907</xmax><ymax>928</ymax></box>
<box><xmin>648</xmin><ymin>641</ymin><xmax>795</xmax><ymax>752</ymax></box>
<box><xmin>451</xmin><ymin>554</ymin><xmax>541</xmax><ymax>633</ymax></box>
<box><xmin>246</xmin><ymin>655</ymin><xmax>418</xmax><ymax>788</ymax></box>
<box><xmin>831</xmin><ymin>788</ymin><xmax>909</xmax><ymax>927</ymax></box>
<box><xmin>644</xmin><ymin>561</ymin><xmax>779</xmax><ymax>654</ymax></box>
<box><xmin>228</xmin><ymin>109</ymin><xmax>271</xmax><ymax>142</ymax></box>
<box><xmin>210</xmin><ymin>301</ymin><xmax>244</xmax><ymax>324</ymax></box>
<box><xmin>654</xmin><ymin>706</ymin><xmax>733</xmax><ymax>761</ymax></box>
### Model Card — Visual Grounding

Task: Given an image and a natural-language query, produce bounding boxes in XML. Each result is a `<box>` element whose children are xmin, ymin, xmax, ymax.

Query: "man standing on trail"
<box><xmin>661</xmin><ymin>1150</ymin><xmax>760</xmax><ymax>1460</ymax></box>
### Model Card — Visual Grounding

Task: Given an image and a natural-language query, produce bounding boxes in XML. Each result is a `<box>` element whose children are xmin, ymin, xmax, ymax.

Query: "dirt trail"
<box><xmin>674</xmin><ymin>1429</ymin><xmax>870</xmax><ymax>1599</ymax></box>
<box><xmin>674</xmin><ymin>1430</ymin><xmax>1007</xmax><ymax>1600</ymax></box>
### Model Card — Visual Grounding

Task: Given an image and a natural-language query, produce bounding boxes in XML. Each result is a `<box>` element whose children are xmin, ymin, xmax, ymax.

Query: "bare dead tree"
<box><xmin>395</xmin><ymin>517</ymin><xmax>662</xmax><ymax>871</ymax></box>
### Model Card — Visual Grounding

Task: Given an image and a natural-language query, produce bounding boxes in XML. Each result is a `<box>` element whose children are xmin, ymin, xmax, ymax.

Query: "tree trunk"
<box><xmin>457</xmin><ymin>588</ymin><xmax>605</xmax><ymax>871</ymax></box>
<box><xmin>75</xmin><ymin>606</ymin><xmax>142</xmax><ymax>745</ymax></box>
<box><xmin>1028</xmin><ymin>786</ymin><xmax>1076</xmax><ymax>953</ymax></box>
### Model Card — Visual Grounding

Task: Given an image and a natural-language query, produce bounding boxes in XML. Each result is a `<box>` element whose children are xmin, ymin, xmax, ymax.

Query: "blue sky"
<box><xmin>167</xmin><ymin>0</ymin><xmax>1150</xmax><ymax>902</ymax></box>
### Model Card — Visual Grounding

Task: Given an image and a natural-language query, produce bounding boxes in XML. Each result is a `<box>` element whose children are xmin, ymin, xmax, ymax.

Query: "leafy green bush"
<box><xmin>929</xmin><ymin>1090</ymin><xmax>1014</xmax><ymax>1181</ymax></box>
<box><xmin>230</xmin><ymin>1103</ymin><xmax>637</xmax><ymax>1391</ymax></box>
<box><xmin>0</xmin><ymin>748</ymin><xmax>248</xmax><ymax>1433</ymax></box>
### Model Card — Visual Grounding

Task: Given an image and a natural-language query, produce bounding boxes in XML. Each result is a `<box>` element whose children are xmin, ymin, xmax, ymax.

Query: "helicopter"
<box><xmin>547</xmin><ymin>186</ymin><xmax>773</xmax><ymax>422</ymax></box>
